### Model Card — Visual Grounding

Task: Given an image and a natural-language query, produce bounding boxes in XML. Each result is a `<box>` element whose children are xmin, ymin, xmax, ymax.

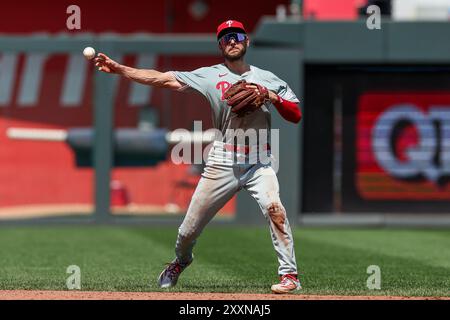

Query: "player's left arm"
<box><xmin>268</xmin><ymin>91</ymin><xmax>302</xmax><ymax>124</ymax></box>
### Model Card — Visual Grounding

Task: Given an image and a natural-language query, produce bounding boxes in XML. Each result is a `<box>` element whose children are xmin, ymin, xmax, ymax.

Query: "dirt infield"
<box><xmin>0</xmin><ymin>290</ymin><xmax>448</xmax><ymax>300</ymax></box>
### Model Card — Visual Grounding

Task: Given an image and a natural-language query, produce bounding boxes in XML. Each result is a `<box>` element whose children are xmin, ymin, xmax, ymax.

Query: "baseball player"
<box><xmin>95</xmin><ymin>20</ymin><xmax>303</xmax><ymax>294</ymax></box>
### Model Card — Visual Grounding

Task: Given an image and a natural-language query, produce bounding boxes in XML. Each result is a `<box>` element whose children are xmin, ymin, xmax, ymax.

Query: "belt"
<box><xmin>222</xmin><ymin>143</ymin><xmax>271</xmax><ymax>154</ymax></box>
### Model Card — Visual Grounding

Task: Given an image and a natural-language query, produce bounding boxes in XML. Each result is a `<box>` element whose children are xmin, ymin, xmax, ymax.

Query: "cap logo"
<box><xmin>226</xmin><ymin>20</ymin><xmax>233</xmax><ymax>27</ymax></box>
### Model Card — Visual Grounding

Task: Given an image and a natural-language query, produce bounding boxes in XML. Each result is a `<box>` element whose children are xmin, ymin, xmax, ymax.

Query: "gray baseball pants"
<box><xmin>175</xmin><ymin>141</ymin><xmax>298</xmax><ymax>276</ymax></box>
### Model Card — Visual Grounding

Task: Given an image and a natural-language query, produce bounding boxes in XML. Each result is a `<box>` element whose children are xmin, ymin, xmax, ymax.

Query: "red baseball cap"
<box><xmin>216</xmin><ymin>20</ymin><xmax>247</xmax><ymax>40</ymax></box>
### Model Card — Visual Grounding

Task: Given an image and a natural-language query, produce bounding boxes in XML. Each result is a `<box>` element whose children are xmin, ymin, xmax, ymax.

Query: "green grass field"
<box><xmin>0</xmin><ymin>226</ymin><xmax>448</xmax><ymax>297</ymax></box>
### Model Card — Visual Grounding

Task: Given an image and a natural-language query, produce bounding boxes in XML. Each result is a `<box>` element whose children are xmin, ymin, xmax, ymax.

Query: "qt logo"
<box><xmin>372</xmin><ymin>104</ymin><xmax>450</xmax><ymax>185</ymax></box>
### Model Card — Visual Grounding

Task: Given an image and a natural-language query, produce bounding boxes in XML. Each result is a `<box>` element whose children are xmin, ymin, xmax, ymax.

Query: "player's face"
<box><xmin>219</xmin><ymin>33</ymin><xmax>249</xmax><ymax>61</ymax></box>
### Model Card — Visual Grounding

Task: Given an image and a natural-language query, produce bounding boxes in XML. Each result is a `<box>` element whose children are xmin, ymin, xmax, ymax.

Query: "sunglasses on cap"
<box><xmin>218</xmin><ymin>32</ymin><xmax>247</xmax><ymax>46</ymax></box>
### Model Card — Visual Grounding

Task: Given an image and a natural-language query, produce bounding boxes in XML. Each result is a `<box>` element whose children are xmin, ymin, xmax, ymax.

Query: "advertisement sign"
<box><xmin>356</xmin><ymin>92</ymin><xmax>450</xmax><ymax>200</ymax></box>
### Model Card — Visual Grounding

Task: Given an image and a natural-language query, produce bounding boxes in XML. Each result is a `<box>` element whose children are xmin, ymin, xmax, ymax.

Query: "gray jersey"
<box><xmin>172</xmin><ymin>64</ymin><xmax>299</xmax><ymax>144</ymax></box>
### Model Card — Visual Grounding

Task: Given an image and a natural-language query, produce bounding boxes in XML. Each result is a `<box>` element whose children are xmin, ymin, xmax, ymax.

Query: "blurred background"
<box><xmin>1</xmin><ymin>0</ymin><xmax>450</xmax><ymax>227</ymax></box>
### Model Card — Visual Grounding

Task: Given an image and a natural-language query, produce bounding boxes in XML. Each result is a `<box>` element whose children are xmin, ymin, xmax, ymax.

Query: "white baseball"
<box><xmin>83</xmin><ymin>47</ymin><xmax>96</xmax><ymax>60</ymax></box>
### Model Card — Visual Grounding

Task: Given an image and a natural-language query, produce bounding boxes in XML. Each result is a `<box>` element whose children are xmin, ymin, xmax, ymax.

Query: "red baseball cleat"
<box><xmin>271</xmin><ymin>274</ymin><xmax>302</xmax><ymax>294</ymax></box>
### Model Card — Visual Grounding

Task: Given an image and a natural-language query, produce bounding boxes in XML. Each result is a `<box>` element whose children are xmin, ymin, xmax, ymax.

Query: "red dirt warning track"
<box><xmin>0</xmin><ymin>291</ymin><xmax>448</xmax><ymax>300</ymax></box>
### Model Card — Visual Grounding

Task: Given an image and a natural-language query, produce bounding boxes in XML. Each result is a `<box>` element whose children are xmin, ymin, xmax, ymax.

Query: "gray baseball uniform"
<box><xmin>171</xmin><ymin>63</ymin><xmax>299</xmax><ymax>276</ymax></box>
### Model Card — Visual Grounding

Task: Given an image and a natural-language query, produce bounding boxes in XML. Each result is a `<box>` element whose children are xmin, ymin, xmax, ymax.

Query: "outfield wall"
<box><xmin>2</xmin><ymin>18</ymin><xmax>450</xmax><ymax>226</ymax></box>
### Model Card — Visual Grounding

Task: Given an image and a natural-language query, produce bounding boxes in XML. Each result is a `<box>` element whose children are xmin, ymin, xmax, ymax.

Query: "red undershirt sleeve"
<box><xmin>273</xmin><ymin>95</ymin><xmax>302</xmax><ymax>124</ymax></box>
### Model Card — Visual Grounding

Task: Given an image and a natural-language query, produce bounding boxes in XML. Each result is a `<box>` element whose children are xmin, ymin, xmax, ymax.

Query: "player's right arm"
<box><xmin>94</xmin><ymin>53</ymin><xmax>182</xmax><ymax>90</ymax></box>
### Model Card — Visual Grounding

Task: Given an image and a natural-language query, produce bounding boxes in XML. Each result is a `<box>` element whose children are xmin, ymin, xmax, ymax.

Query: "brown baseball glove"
<box><xmin>223</xmin><ymin>80</ymin><xmax>270</xmax><ymax>116</ymax></box>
